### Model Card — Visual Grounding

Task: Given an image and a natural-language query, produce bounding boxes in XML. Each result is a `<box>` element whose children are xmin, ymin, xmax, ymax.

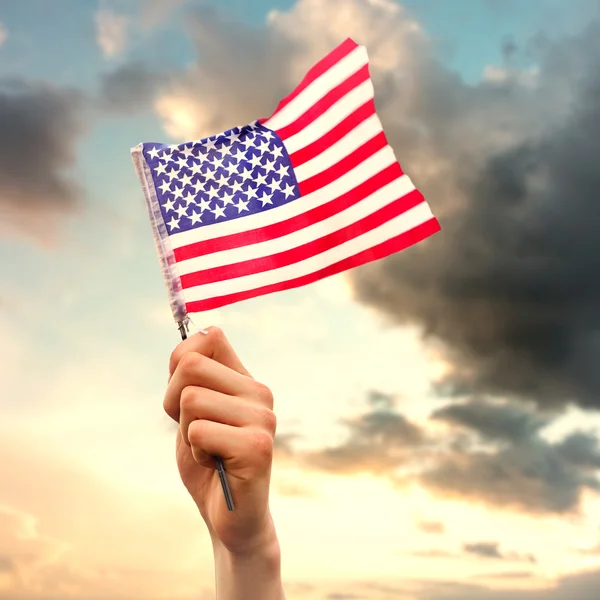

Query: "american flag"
<box><xmin>131</xmin><ymin>37</ymin><xmax>440</xmax><ymax>322</ymax></box>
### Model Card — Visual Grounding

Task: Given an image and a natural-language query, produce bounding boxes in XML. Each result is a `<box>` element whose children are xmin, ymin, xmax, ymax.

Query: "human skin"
<box><xmin>164</xmin><ymin>326</ymin><xmax>286</xmax><ymax>600</ymax></box>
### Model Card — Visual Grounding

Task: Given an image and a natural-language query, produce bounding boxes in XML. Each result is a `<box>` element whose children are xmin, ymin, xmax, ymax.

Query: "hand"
<box><xmin>164</xmin><ymin>326</ymin><xmax>279</xmax><ymax>557</ymax></box>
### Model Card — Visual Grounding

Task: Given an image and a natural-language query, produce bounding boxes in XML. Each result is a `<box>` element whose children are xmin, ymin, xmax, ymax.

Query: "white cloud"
<box><xmin>95</xmin><ymin>10</ymin><xmax>129</xmax><ymax>59</ymax></box>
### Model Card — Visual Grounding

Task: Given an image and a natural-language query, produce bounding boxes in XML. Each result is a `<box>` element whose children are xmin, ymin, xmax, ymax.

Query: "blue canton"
<box><xmin>142</xmin><ymin>122</ymin><xmax>301</xmax><ymax>235</ymax></box>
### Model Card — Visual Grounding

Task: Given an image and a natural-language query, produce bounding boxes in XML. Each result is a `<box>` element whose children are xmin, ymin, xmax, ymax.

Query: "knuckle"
<box><xmin>252</xmin><ymin>381</ymin><xmax>274</xmax><ymax>408</ymax></box>
<box><xmin>187</xmin><ymin>419</ymin><xmax>206</xmax><ymax>446</ymax></box>
<box><xmin>178</xmin><ymin>352</ymin><xmax>203</xmax><ymax>377</ymax></box>
<box><xmin>206</xmin><ymin>326</ymin><xmax>226</xmax><ymax>346</ymax></box>
<box><xmin>249</xmin><ymin>430</ymin><xmax>274</xmax><ymax>460</ymax></box>
<box><xmin>179</xmin><ymin>385</ymin><xmax>198</xmax><ymax>410</ymax></box>
<box><xmin>255</xmin><ymin>406</ymin><xmax>277</xmax><ymax>435</ymax></box>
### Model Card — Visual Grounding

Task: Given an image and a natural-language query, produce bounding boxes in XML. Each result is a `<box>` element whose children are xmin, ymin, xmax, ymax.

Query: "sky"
<box><xmin>2</xmin><ymin>0</ymin><xmax>600</xmax><ymax>598</ymax></box>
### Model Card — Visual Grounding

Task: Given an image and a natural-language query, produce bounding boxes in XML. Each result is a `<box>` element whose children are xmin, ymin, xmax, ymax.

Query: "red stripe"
<box><xmin>185</xmin><ymin>218</ymin><xmax>441</xmax><ymax>312</ymax></box>
<box><xmin>174</xmin><ymin>162</ymin><xmax>402</xmax><ymax>262</ymax></box>
<box><xmin>258</xmin><ymin>38</ymin><xmax>359</xmax><ymax>126</ymax></box>
<box><xmin>276</xmin><ymin>64</ymin><xmax>370</xmax><ymax>141</ymax></box>
<box><xmin>299</xmin><ymin>131</ymin><xmax>390</xmax><ymax>196</ymax></box>
<box><xmin>289</xmin><ymin>100</ymin><xmax>376</xmax><ymax>167</ymax></box>
<box><xmin>180</xmin><ymin>189</ymin><xmax>426</xmax><ymax>288</ymax></box>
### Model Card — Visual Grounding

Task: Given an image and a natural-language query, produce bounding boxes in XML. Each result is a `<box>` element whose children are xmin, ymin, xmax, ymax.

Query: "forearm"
<box><xmin>212</xmin><ymin>536</ymin><xmax>286</xmax><ymax>600</ymax></box>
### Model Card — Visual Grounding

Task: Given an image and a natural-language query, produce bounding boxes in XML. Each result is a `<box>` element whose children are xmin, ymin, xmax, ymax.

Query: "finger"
<box><xmin>188</xmin><ymin>419</ymin><xmax>274</xmax><ymax>471</ymax></box>
<box><xmin>164</xmin><ymin>352</ymin><xmax>257</xmax><ymax>422</ymax></box>
<box><xmin>179</xmin><ymin>386</ymin><xmax>277</xmax><ymax>446</ymax></box>
<box><xmin>169</xmin><ymin>326</ymin><xmax>251</xmax><ymax>379</ymax></box>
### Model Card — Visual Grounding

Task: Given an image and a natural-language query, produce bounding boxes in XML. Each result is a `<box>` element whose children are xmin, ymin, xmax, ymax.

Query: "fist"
<box><xmin>164</xmin><ymin>326</ymin><xmax>279</xmax><ymax>556</ymax></box>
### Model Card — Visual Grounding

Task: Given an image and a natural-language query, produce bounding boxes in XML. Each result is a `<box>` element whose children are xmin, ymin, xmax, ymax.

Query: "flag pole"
<box><xmin>178</xmin><ymin>320</ymin><xmax>236</xmax><ymax>512</ymax></box>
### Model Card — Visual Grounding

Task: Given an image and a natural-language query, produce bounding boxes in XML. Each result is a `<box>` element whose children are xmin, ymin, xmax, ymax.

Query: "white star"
<box><xmin>226</xmin><ymin>130</ymin><xmax>241</xmax><ymax>144</ymax></box>
<box><xmin>267</xmin><ymin>178</ymin><xmax>281</xmax><ymax>193</ymax></box>
<box><xmin>230</xmin><ymin>148</ymin><xmax>245</xmax><ymax>161</ymax></box>
<box><xmin>163</xmin><ymin>197</ymin><xmax>176</xmax><ymax>213</ymax></box>
<box><xmin>282</xmin><ymin>183</ymin><xmax>295</xmax><ymax>198</ymax></box>
<box><xmin>175</xmin><ymin>204</ymin><xmax>188</xmax><ymax>218</ymax></box>
<box><xmin>191</xmin><ymin>180</ymin><xmax>204</xmax><ymax>194</ymax></box>
<box><xmin>276</xmin><ymin>163</ymin><xmax>290</xmax><ymax>178</ymax></box>
<box><xmin>257</xmin><ymin>139</ymin><xmax>270</xmax><ymax>154</ymax></box>
<box><xmin>180</xmin><ymin>173</ymin><xmax>193</xmax><ymax>188</ymax></box>
<box><xmin>211</xmin><ymin>204</ymin><xmax>227</xmax><ymax>219</ymax></box>
<box><xmin>263</xmin><ymin>159</ymin><xmax>276</xmax><ymax>173</ymax></box>
<box><xmin>254</xmin><ymin>172</ymin><xmax>268</xmax><ymax>186</ymax></box>
<box><xmin>190</xmin><ymin>162</ymin><xmax>202</xmax><ymax>175</ymax></box>
<box><xmin>147</xmin><ymin>146</ymin><xmax>160</xmax><ymax>160</ymax></box>
<box><xmin>262</xmin><ymin>129</ymin><xmax>273</xmax><ymax>140</ymax></box>
<box><xmin>240</xmin><ymin>136</ymin><xmax>255</xmax><ymax>150</ymax></box>
<box><xmin>216</xmin><ymin>173</ymin><xmax>228</xmax><ymax>186</ymax></box>
<box><xmin>246</xmin><ymin>187</ymin><xmax>258</xmax><ymax>200</ymax></box>
<box><xmin>198</xmin><ymin>198</ymin><xmax>212</xmax><ymax>212</ymax></box>
<box><xmin>165</xmin><ymin>168</ymin><xmax>179</xmax><ymax>182</ymax></box>
<box><xmin>167</xmin><ymin>216</ymin><xmax>180</xmax><ymax>231</ymax></box>
<box><xmin>158</xmin><ymin>180</ymin><xmax>171</xmax><ymax>194</ymax></box>
<box><xmin>165</xmin><ymin>152</ymin><xmax>177</xmax><ymax>165</ymax></box>
<box><xmin>154</xmin><ymin>161</ymin><xmax>168</xmax><ymax>176</ymax></box>
<box><xmin>204</xmin><ymin>139</ymin><xmax>218</xmax><ymax>151</ymax></box>
<box><xmin>240</xmin><ymin>166</ymin><xmax>253</xmax><ymax>181</ymax></box>
<box><xmin>212</xmin><ymin>156</ymin><xmax>224</xmax><ymax>169</ymax></box>
<box><xmin>230</xmin><ymin>180</ymin><xmax>244</xmax><ymax>194</ymax></box>
<box><xmin>181</xmin><ymin>146</ymin><xmax>195</xmax><ymax>158</ymax></box>
<box><xmin>234</xmin><ymin>198</ymin><xmax>250</xmax><ymax>213</ymax></box>
<box><xmin>204</xmin><ymin>166</ymin><xmax>216</xmax><ymax>181</ymax></box>
<box><xmin>207</xmin><ymin>187</ymin><xmax>220</xmax><ymax>201</ymax></box>
<box><xmin>221</xmin><ymin>191</ymin><xmax>234</xmax><ymax>206</ymax></box>
<box><xmin>258</xmin><ymin>192</ymin><xmax>273</xmax><ymax>206</ymax></box>
<box><xmin>172</xmin><ymin>186</ymin><xmax>184</xmax><ymax>200</ymax></box>
<box><xmin>225</xmin><ymin>162</ymin><xmax>239</xmax><ymax>176</ymax></box>
<box><xmin>189</xmin><ymin>210</ymin><xmax>202</xmax><ymax>225</ymax></box>
<box><xmin>271</xmin><ymin>146</ymin><xmax>283</xmax><ymax>159</ymax></box>
<box><xmin>248</xmin><ymin>154</ymin><xmax>263</xmax><ymax>169</ymax></box>
<box><xmin>176</xmin><ymin>157</ymin><xmax>188</xmax><ymax>170</ymax></box>
<box><xmin>183</xmin><ymin>192</ymin><xmax>197</xmax><ymax>206</ymax></box>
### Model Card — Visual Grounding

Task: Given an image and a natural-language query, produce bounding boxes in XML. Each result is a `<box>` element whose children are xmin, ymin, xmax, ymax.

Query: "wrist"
<box><xmin>211</xmin><ymin>516</ymin><xmax>285</xmax><ymax>600</ymax></box>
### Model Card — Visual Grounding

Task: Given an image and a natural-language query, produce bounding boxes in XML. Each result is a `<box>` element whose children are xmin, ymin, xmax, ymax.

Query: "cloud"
<box><xmin>98</xmin><ymin>62</ymin><xmax>168</xmax><ymax>113</ymax></box>
<box><xmin>283</xmin><ymin>395</ymin><xmax>600</xmax><ymax>514</ymax></box>
<box><xmin>463</xmin><ymin>542</ymin><xmax>536</xmax><ymax>563</ymax></box>
<box><xmin>122</xmin><ymin>0</ymin><xmax>600</xmax><ymax>411</ymax></box>
<box><xmin>95</xmin><ymin>10</ymin><xmax>129</xmax><ymax>59</ymax></box>
<box><xmin>0</xmin><ymin>79</ymin><xmax>86</xmax><ymax>243</ymax></box>
<box><xmin>347</xmin><ymin>13</ymin><xmax>600</xmax><ymax>411</ymax></box>
<box><xmin>417</xmin><ymin>521</ymin><xmax>446</xmax><ymax>534</ymax></box>
<box><xmin>301</xmin><ymin>391</ymin><xmax>427</xmax><ymax>475</ymax></box>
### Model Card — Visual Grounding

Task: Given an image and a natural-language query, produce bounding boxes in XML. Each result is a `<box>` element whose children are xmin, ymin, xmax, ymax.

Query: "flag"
<box><xmin>131</xmin><ymin>37</ymin><xmax>440</xmax><ymax>322</ymax></box>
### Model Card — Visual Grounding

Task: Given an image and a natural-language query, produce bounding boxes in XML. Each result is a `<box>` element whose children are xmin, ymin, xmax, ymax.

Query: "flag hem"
<box><xmin>130</xmin><ymin>144</ymin><xmax>188</xmax><ymax>323</ymax></box>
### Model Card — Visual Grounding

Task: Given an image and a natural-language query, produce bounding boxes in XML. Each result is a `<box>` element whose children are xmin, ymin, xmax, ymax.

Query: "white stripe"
<box><xmin>183</xmin><ymin>201</ymin><xmax>434</xmax><ymax>302</ymax></box>
<box><xmin>293</xmin><ymin>113</ymin><xmax>382</xmax><ymax>183</ymax></box>
<box><xmin>177</xmin><ymin>174</ymin><xmax>415</xmax><ymax>275</ymax></box>
<box><xmin>169</xmin><ymin>145</ymin><xmax>397</xmax><ymax>249</ymax></box>
<box><xmin>263</xmin><ymin>46</ymin><xmax>368</xmax><ymax>131</ymax></box>
<box><xmin>283</xmin><ymin>79</ymin><xmax>374</xmax><ymax>155</ymax></box>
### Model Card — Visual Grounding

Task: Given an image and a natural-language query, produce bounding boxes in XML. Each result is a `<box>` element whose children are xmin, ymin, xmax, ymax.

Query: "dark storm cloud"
<box><xmin>431</xmin><ymin>399</ymin><xmax>549</xmax><ymax>443</ymax></box>
<box><xmin>98</xmin><ymin>62</ymin><xmax>169</xmax><ymax>113</ymax></box>
<box><xmin>351</xmin><ymin>17</ymin><xmax>600</xmax><ymax>410</ymax></box>
<box><xmin>283</xmin><ymin>395</ymin><xmax>600</xmax><ymax>514</ymax></box>
<box><xmin>301</xmin><ymin>398</ymin><xmax>426</xmax><ymax>474</ymax></box>
<box><xmin>0</xmin><ymin>79</ymin><xmax>85</xmax><ymax>240</ymax></box>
